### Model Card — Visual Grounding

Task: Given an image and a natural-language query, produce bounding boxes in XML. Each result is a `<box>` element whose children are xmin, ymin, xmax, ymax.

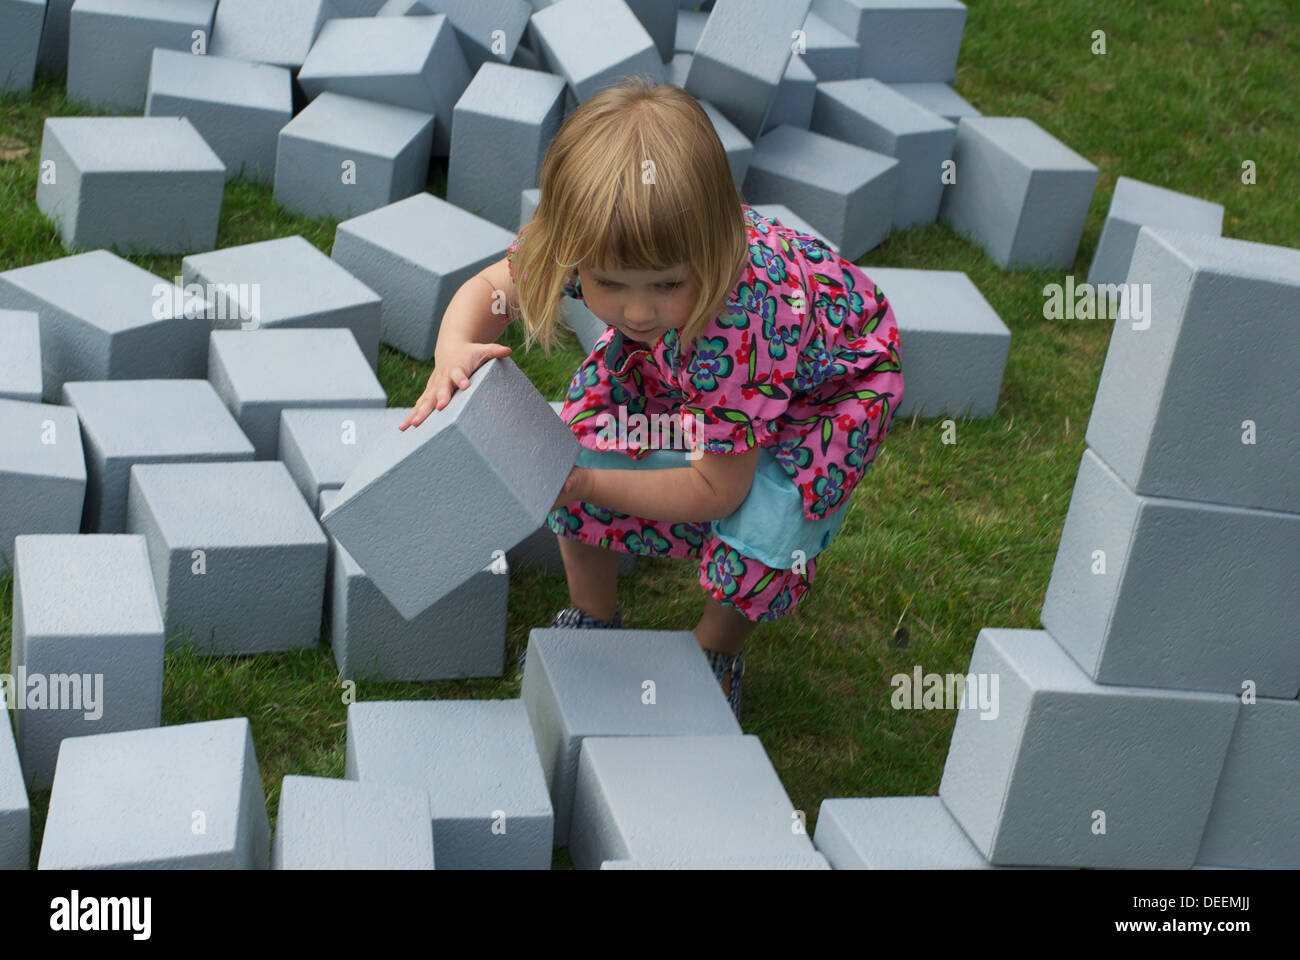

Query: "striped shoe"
<box><xmin>703</xmin><ymin>648</ymin><xmax>745</xmax><ymax>720</ymax></box>
<box><xmin>516</xmin><ymin>603</ymin><xmax>623</xmax><ymax>673</ymax></box>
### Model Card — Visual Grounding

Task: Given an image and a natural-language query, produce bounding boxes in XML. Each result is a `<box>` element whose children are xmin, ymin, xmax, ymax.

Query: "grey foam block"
<box><xmin>750</xmin><ymin>203</ymin><xmax>839</xmax><ymax>253</ymax></box>
<box><xmin>1195</xmin><ymin>696</ymin><xmax>1300</xmax><ymax>869</ymax></box>
<box><xmin>36</xmin><ymin>0</ymin><xmax>74</xmax><ymax>75</ymax></box>
<box><xmin>529</xmin><ymin>0</ymin><xmax>665</xmax><ymax>105</ymax></box>
<box><xmin>125</xmin><ymin>461</ymin><xmax>328</xmax><ymax>655</ymax></box>
<box><xmin>209</xmin><ymin>0</ymin><xmax>339</xmax><ymax>70</ymax></box>
<box><xmin>35</xmin><ymin>116</ymin><xmax>226</xmax><ymax>256</ymax></box>
<box><xmin>10</xmin><ymin>534</ymin><xmax>164</xmax><ymax>791</ymax></box>
<box><xmin>601</xmin><ymin>854</ymin><xmax>831</xmax><ymax>869</ymax></box>
<box><xmin>183</xmin><ymin>235</ymin><xmax>383</xmax><ymax>370</ymax></box>
<box><xmin>0</xmin><ymin>686</ymin><xmax>30</xmax><ymax>869</ymax></box>
<box><xmin>206</xmin><ymin>328</ymin><xmax>386</xmax><ymax>460</ymax></box>
<box><xmin>1087</xmin><ymin>177</ymin><xmax>1224</xmax><ymax>288</ymax></box>
<box><xmin>331</xmin><ymin>192</ymin><xmax>518</xmax><ymax>361</ymax></box>
<box><xmin>560</xmin><ymin>294</ymin><xmax>610</xmax><ymax>353</ymax></box>
<box><xmin>319</xmin><ymin>488</ymin><xmax>508</xmax><ymax>681</ymax></box>
<box><xmin>145</xmin><ymin>49</ymin><xmax>294</xmax><ymax>186</ymax></box>
<box><xmin>520</xmin><ymin>628</ymin><xmax>741</xmax><ymax>846</ymax></box>
<box><xmin>937</xmin><ymin>628</ymin><xmax>1240</xmax><ymax>868</ymax></box>
<box><xmin>675</xmin><ymin>8</ymin><xmax>706</xmax><ymax>54</ymax></box>
<box><xmin>298</xmin><ymin>14</ymin><xmax>470</xmax><ymax>157</ymax></box>
<box><xmin>66</xmin><ymin>0</ymin><xmax>217</xmax><ymax>114</ymax></box>
<box><xmin>509</xmin><ymin>35</ymin><xmax>544</xmax><ymax>71</ymax></box>
<box><xmin>666</xmin><ymin>50</ymin><xmax>691</xmax><ymax>88</ymax></box>
<box><xmin>887</xmin><ymin>81</ymin><xmax>980</xmax><ymax>124</ymax></box>
<box><xmin>321</xmin><ymin>356</ymin><xmax>579</xmax><ymax>620</ymax></box>
<box><xmin>622</xmin><ymin>0</ymin><xmax>677</xmax><ymax>63</ymax></box>
<box><xmin>0</xmin><ymin>309</ymin><xmax>42</xmax><ymax>403</ymax></box>
<box><xmin>0</xmin><ymin>0</ymin><xmax>45</xmax><ymax>94</ymax></box>
<box><xmin>684</xmin><ymin>0</ymin><xmax>812</xmax><ymax>140</ymax></box>
<box><xmin>0</xmin><ymin>399</ymin><xmax>86</xmax><ymax>571</ymax></box>
<box><xmin>744</xmin><ymin>124</ymin><xmax>899</xmax><ymax>261</ymax></box>
<box><xmin>61</xmin><ymin>379</ymin><xmax>255</xmax><ymax>534</ymax></box>
<box><xmin>447</xmin><ymin>62</ymin><xmax>567</xmax><ymax>230</ymax></box>
<box><xmin>272</xmin><ymin>774</ymin><xmax>435</xmax><ymax>869</ymax></box>
<box><xmin>569</xmin><ymin>734</ymin><xmax>819</xmax><ymax>869</ymax></box>
<box><xmin>938</xmin><ymin>116</ymin><xmax>1098</xmax><ymax>269</ymax></box>
<box><xmin>345</xmin><ymin>699</ymin><xmax>553</xmax><ymax>869</ymax></box>
<box><xmin>333</xmin><ymin>0</ymin><xmax>386</xmax><ymax>13</ymax></box>
<box><xmin>274</xmin><ymin>91</ymin><xmax>435</xmax><ymax>221</ymax></box>
<box><xmin>1039</xmin><ymin>447</ymin><xmax>1300</xmax><ymax>698</ymax></box>
<box><xmin>811</xmin><ymin>0</ymin><xmax>966</xmax><ymax>82</ymax></box>
<box><xmin>759</xmin><ymin>52</ymin><xmax>817</xmax><ymax>136</ymax></box>
<box><xmin>698</xmin><ymin>99</ymin><xmax>753</xmax><ymax>188</ymax></box>
<box><xmin>408</xmin><ymin>0</ymin><xmax>532</xmax><ymax>71</ymax></box>
<box><xmin>0</xmin><ymin>250</ymin><xmax>210</xmax><ymax>403</ymax></box>
<box><xmin>814</xmin><ymin>796</ymin><xmax>1001</xmax><ymax>869</ymax></box>
<box><xmin>279</xmin><ymin>406</ymin><xmax>410</xmax><ymax>511</ymax></box>
<box><xmin>797</xmin><ymin>10</ymin><xmax>858</xmax><ymax>80</ymax></box>
<box><xmin>812</xmin><ymin>78</ymin><xmax>955</xmax><ymax>228</ymax></box>
<box><xmin>520</xmin><ymin>187</ymin><xmax>541</xmax><ymax>226</ymax></box>
<box><xmin>858</xmin><ymin>265</ymin><xmax>1008</xmax><ymax>418</ymax></box>
<box><xmin>38</xmin><ymin>717</ymin><xmax>271</xmax><ymax>869</ymax></box>
<box><xmin>1091</xmin><ymin>232</ymin><xmax>1300</xmax><ymax>511</ymax></box>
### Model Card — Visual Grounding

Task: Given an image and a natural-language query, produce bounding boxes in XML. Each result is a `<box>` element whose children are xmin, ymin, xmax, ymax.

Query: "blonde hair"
<box><xmin>511</xmin><ymin>75</ymin><xmax>748</xmax><ymax>353</ymax></box>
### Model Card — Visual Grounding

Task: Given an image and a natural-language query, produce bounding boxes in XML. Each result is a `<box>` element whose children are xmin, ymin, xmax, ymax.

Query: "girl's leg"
<box><xmin>692</xmin><ymin>594</ymin><xmax>759</xmax><ymax>697</ymax></box>
<box><xmin>557</xmin><ymin>534</ymin><xmax>619</xmax><ymax>622</ymax></box>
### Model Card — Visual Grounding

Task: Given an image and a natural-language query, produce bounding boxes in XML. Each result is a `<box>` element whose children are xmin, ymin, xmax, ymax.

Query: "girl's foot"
<box><xmin>702</xmin><ymin>648</ymin><xmax>744</xmax><ymax>720</ymax></box>
<box><xmin>516</xmin><ymin>603</ymin><xmax>623</xmax><ymax>673</ymax></box>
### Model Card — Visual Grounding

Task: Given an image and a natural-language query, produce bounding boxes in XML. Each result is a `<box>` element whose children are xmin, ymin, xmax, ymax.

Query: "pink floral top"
<box><xmin>507</xmin><ymin>203</ymin><xmax>904</xmax><ymax>522</ymax></box>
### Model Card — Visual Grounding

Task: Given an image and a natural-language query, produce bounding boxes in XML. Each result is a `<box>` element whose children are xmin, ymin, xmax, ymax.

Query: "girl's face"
<box><xmin>577</xmin><ymin>263</ymin><xmax>701</xmax><ymax>345</ymax></box>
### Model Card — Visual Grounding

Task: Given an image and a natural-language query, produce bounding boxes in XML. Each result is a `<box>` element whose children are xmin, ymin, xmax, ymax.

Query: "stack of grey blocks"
<box><xmin>0</xmin><ymin>0</ymin><xmax>46</xmax><ymax>93</ymax></box>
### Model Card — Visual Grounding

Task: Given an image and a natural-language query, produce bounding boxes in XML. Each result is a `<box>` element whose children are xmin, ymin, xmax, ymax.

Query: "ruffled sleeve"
<box><xmin>507</xmin><ymin>224</ymin><xmax>583</xmax><ymax>300</ymax></box>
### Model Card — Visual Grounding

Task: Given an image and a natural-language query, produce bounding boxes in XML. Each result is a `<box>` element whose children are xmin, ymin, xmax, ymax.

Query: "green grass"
<box><xmin>1</xmin><ymin>0</ymin><xmax>1296</xmax><ymax>870</ymax></box>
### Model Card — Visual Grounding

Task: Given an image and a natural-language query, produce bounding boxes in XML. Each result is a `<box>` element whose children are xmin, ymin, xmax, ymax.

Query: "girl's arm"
<box><xmin>551</xmin><ymin>447</ymin><xmax>761</xmax><ymax>522</ymax></box>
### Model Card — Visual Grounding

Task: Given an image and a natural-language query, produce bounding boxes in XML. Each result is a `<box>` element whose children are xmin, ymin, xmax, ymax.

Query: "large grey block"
<box><xmin>206</xmin><ymin>328</ymin><xmax>386</xmax><ymax>460</ymax></box>
<box><xmin>0</xmin><ymin>687</ymin><xmax>30</xmax><ymax>869</ymax></box>
<box><xmin>145</xmin><ymin>49</ymin><xmax>294</xmax><ymax>186</ymax></box>
<box><xmin>321</xmin><ymin>356</ymin><xmax>579</xmax><ymax>619</ymax></box>
<box><xmin>811</xmin><ymin>0</ymin><xmax>966</xmax><ymax>82</ymax></box>
<box><xmin>1087</xmin><ymin>177</ymin><xmax>1224</xmax><ymax>287</ymax></box>
<box><xmin>279</xmin><ymin>407</ymin><xmax>410</xmax><ymax>511</ymax></box>
<box><xmin>0</xmin><ymin>0</ymin><xmax>45</xmax><ymax>93</ymax></box>
<box><xmin>674</xmin><ymin>8</ymin><xmax>706</xmax><ymax>53</ymax></box>
<box><xmin>183</xmin><ymin>236</ymin><xmax>383</xmax><ymax>370</ymax></box>
<box><xmin>744</xmin><ymin>124</ymin><xmax>899</xmax><ymax>261</ymax></box>
<box><xmin>569</xmin><ymin>734</ymin><xmax>818</xmax><ymax>869</ymax></box>
<box><xmin>125</xmin><ymin>461</ymin><xmax>328</xmax><ymax>654</ymax></box>
<box><xmin>0</xmin><ymin>310</ymin><xmax>42</xmax><ymax>403</ymax></box>
<box><xmin>447</xmin><ymin>62</ymin><xmax>566</xmax><ymax>230</ymax></box>
<box><xmin>699</xmin><ymin>99</ymin><xmax>753</xmax><ymax>188</ymax></box>
<box><xmin>602</xmin><ymin>854</ymin><xmax>831</xmax><ymax>869</ymax></box>
<box><xmin>209</xmin><ymin>0</ymin><xmax>339</xmax><ymax>70</ymax></box>
<box><xmin>36</xmin><ymin>0</ymin><xmax>73</xmax><ymax>74</ymax></box>
<box><xmin>331</xmin><ymin>192</ymin><xmax>517</xmax><ymax>361</ymax></box>
<box><xmin>272</xmin><ymin>775</ymin><xmax>435</xmax><ymax>869</ymax></box>
<box><xmin>274</xmin><ymin>91</ymin><xmax>435</xmax><ymax>221</ymax></box>
<box><xmin>35</xmin><ymin>116</ymin><xmax>226</xmax><ymax>256</ymax></box>
<box><xmin>61</xmin><ymin>379</ymin><xmax>255</xmax><ymax>534</ymax></box>
<box><xmin>0</xmin><ymin>399</ymin><xmax>86</xmax><ymax>571</ymax></box>
<box><xmin>812</xmin><ymin>78</ymin><xmax>955</xmax><ymax>228</ymax></box>
<box><xmin>66</xmin><ymin>0</ymin><xmax>217</xmax><ymax>113</ymax></box>
<box><xmin>345</xmin><ymin>699</ymin><xmax>553</xmax><ymax>869</ymax></box>
<box><xmin>887</xmin><ymin>81</ymin><xmax>980</xmax><ymax>124</ymax></box>
<box><xmin>0</xmin><ymin>250</ymin><xmax>210</xmax><ymax>403</ymax></box>
<box><xmin>521</xmin><ymin>628</ymin><xmax>741</xmax><ymax>846</ymax></box>
<box><xmin>298</xmin><ymin>14</ymin><xmax>470</xmax><ymax>157</ymax></box>
<box><xmin>1086</xmin><ymin>228</ymin><xmax>1299</xmax><ymax>512</ymax></box>
<box><xmin>1195</xmin><ymin>696</ymin><xmax>1300</xmax><ymax>869</ymax></box>
<box><xmin>529</xmin><ymin>0</ymin><xmax>665</xmax><ymax>105</ymax></box>
<box><xmin>814</xmin><ymin>796</ymin><xmax>999</xmax><ymax>869</ymax></box>
<box><xmin>406</xmin><ymin>0</ymin><xmax>532</xmax><ymax>71</ymax></box>
<box><xmin>10</xmin><ymin>534</ymin><xmax>164</xmax><ymax>791</ymax></box>
<box><xmin>751</xmin><ymin>203</ymin><xmax>839</xmax><ymax>253</ymax></box>
<box><xmin>38</xmin><ymin>717</ymin><xmax>271</xmax><ymax>869</ymax></box>
<box><xmin>319</xmin><ymin>488</ymin><xmax>508</xmax><ymax>681</ymax></box>
<box><xmin>796</xmin><ymin>10</ymin><xmax>858</xmax><ymax>80</ymax></box>
<box><xmin>684</xmin><ymin>0</ymin><xmax>811</xmax><ymax>140</ymax></box>
<box><xmin>858</xmin><ymin>265</ymin><xmax>1008</xmax><ymax>418</ymax></box>
<box><xmin>559</xmin><ymin>296</ymin><xmax>610</xmax><ymax>353</ymax></box>
<box><xmin>1039</xmin><ymin>448</ymin><xmax>1300</xmax><ymax>698</ymax></box>
<box><xmin>937</xmin><ymin>628</ymin><xmax>1240</xmax><ymax>868</ymax></box>
<box><xmin>759</xmin><ymin>53</ymin><xmax>817</xmax><ymax>135</ymax></box>
<box><xmin>938</xmin><ymin>116</ymin><xmax>1098</xmax><ymax>269</ymax></box>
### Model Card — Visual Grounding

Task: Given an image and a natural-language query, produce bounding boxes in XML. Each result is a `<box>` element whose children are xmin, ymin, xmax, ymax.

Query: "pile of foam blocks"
<box><xmin>0</xmin><ymin>0</ymin><xmax>1295</xmax><ymax>870</ymax></box>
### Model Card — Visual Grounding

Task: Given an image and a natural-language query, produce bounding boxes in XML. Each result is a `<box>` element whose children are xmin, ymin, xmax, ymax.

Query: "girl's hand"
<box><xmin>550</xmin><ymin>465</ymin><xmax>590</xmax><ymax>512</ymax></box>
<box><xmin>399</xmin><ymin>341</ymin><xmax>513</xmax><ymax>430</ymax></box>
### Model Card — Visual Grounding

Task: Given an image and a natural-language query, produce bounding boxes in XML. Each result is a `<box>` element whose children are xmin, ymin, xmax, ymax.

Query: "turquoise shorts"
<box><xmin>574</xmin><ymin>443</ymin><xmax>849</xmax><ymax>570</ymax></box>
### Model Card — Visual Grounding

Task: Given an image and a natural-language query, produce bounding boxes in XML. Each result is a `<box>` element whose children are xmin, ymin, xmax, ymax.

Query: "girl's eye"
<box><xmin>659</xmin><ymin>282</ymin><xmax>683</xmax><ymax>290</ymax></box>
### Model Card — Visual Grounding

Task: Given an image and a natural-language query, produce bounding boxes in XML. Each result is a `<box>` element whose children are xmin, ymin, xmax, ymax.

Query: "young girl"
<box><xmin>400</xmin><ymin>77</ymin><xmax>904</xmax><ymax>719</ymax></box>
